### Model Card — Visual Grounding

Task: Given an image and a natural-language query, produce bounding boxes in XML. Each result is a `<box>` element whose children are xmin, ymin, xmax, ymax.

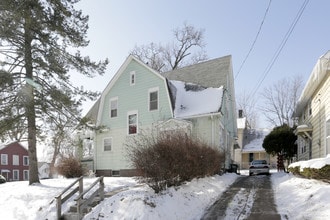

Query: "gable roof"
<box><xmin>95</xmin><ymin>55</ymin><xmax>171</xmax><ymax>126</ymax></box>
<box><xmin>168</xmin><ymin>80</ymin><xmax>224</xmax><ymax>118</ymax></box>
<box><xmin>163</xmin><ymin>55</ymin><xmax>233</xmax><ymax>89</ymax></box>
<box><xmin>0</xmin><ymin>141</ymin><xmax>28</xmax><ymax>151</ymax></box>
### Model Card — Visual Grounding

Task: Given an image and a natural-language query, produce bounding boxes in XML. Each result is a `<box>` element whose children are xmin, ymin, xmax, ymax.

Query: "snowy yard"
<box><xmin>0</xmin><ymin>171</ymin><xmax>329</xmax><ymax>219</ymax></box>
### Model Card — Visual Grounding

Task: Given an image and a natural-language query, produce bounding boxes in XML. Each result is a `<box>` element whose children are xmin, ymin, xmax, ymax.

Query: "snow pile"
<box><xmin>169</xmin><ymin>80</ymin><xmax>223</xmax><ymax>118</ymax></box>
<box><xmin>0</xmin><ymin>174</ymin><xmax>237</xmax><ymax>220</ymax></box>
<box><xmin>289</xmin><ymin>154</ymin><xmax>330</xmax><ymax>171</ymax></box>
<box><xmin>272</xmin><ymin>172</ymin><xmax>330</xmax><ymax>219</ymax></box>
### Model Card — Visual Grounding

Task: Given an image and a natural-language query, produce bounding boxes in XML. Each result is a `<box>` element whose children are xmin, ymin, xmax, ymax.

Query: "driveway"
<box><xmin>201</xmin><ymin>175</ymin><xmax>281</xmax><ymax>220</ymax></box>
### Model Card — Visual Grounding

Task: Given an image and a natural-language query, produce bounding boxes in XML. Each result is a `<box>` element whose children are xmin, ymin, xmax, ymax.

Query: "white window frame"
<box><xmin>23</xmin><ymin>170</ymin><xmax>29</xmax><ymax>181</ymax></box>
<box><xmin>130</xmin><ymin>71</ymin><xmax>136</xmax><ymax>86</ymax></box>
<box><xmin>103</xmin><ymin>137</ymin><xmax>112</xmax><ymax>151</ymax></box>
<box><xmin>1</xmin><ymin>154</ymin><xmax>8</xmax><ymax>165</ymax></box>
<box><xmin>110</xmin><ymin>97</ymin><xmax>118</xmax><ymax>118</ymax></box>
<box><xmin>13</xmin><ymin>170</ymin><xmax>19</xmax><ymax>181</ymax></box>
<box><xmin>13</xmin><ymin>155</ymin><xmax>19</xmax><ymax>166</ymax></box>
<box><xmin>23</xmin><ymin>156</ymin><xmax>29</xmax><ymax>166</ymax></box>
<box><xmin>128</xmin><ymin>110</ymin><xmax>138</xmax><ymax>135</ymax></box>
<box><xmin>148</xmin><ymin>87</ymin><xmax>159</xmax><ymax>111</ymax></box>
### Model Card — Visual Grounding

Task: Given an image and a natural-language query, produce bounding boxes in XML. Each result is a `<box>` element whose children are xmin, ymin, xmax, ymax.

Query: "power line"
<box><xmin>235</xmin><ymin>0</ymin><xmax>272</xmax><ymax>80</ymax></box>
<box><xmin>249</xmin><ymin>0</ymin><xmax>309</xmax><ymax>98</ymax></box>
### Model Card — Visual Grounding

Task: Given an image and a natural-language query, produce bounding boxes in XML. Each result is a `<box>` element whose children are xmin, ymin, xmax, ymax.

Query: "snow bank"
<box><xmin>289</xmin><ymin>154</ymin><xmax>330</xmax><ymax>171</ymax></box>
<box><xmin>272</xmin><ymin>172</ymin><xmax>330</xmax><ymax>219</ymax></box>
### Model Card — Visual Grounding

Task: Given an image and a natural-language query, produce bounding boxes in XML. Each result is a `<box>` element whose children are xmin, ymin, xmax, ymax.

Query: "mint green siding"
<box><xmin>95</xmin><ymin>59</ymin><xmax>173</xmax><ymax>170</ymax></box>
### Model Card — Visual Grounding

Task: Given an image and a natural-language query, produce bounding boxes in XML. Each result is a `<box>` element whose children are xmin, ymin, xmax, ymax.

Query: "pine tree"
<box><xmin>0</xmin><ymin>0</ymin><xmax>108</xmax><ymax>184</ymax></box>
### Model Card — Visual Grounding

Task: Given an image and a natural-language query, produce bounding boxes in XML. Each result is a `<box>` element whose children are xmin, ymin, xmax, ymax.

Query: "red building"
<box><xmin>0</xmin><ymin>142</ymin><xmax>29</xmax><ymax>181</ymax></box>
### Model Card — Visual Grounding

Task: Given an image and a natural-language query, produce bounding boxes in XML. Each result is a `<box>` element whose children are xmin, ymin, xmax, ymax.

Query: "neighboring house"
<box><xmin>293</xmin><ymin>51</ymin><xmax>330</xmax><ymax>160</ymax></box>
<box><xmin>85</xmin><ymin>55</ymin><xmax>238</xmax><ymax>177</ymax></box>
<box><xmin>0</xmin><ymin>142</ymin><xmax>29</xmax><ymax>181</ymax></box>
<box><xmin>235</xmin><ymin>111</ymin><xmax>276</xmax><ymax>169</ymax></box>
<box><xmin>38</xmin><ymin>162</ymin><xmax>50</xmax><ymax>179</ymax></box>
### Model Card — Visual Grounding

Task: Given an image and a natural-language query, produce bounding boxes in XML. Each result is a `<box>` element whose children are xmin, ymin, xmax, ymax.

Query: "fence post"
<box><xmin>100</xmin><ymin>176</ymin><xmax>104</xmax><ymax>201</ymax></box>
<box><xmin>56</xmin><ymin>196</ymin><xmax>62</xmax><ymax>220</ymax></box>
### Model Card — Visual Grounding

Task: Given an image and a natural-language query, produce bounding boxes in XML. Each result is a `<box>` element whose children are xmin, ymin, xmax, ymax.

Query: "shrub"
<box><xmin>126</xmin><ymin>132</ymin><xmax>224</xmax><ymax>193</ymax></box>
<box><xmin>289</xmin><ymin>165</ymin><xmax>330</xmax><ymax>181</ymax></box>
<box><xmin>56</xmin><ymin>156</ymin><xmax>85</xmax><ymax>178</ymax></box>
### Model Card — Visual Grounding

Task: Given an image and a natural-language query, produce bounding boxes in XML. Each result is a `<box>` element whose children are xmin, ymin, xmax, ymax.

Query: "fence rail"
<box><xmin>54</xmin><ymin>176</ymin><xmax>104</xmax><ymax>220</ymax></box>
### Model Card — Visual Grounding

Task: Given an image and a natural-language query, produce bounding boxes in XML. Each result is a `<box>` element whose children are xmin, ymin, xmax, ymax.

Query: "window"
<box><xmin>23</xmin><ymin>170</ymin><xmax>29</xmax><ymax>181</ymax></box>
<box><xmin>128</xmin><ymin>111</ymin><xmax>138</xmax><ymax>134</ymax></box>
<box><xmin>1</xmin><ymin>154</ymin><xmax>8</xmax><ymax>165</ymax></box>
<box><xmin>110</xmin><ymin>97</ymin><xmax>118</xmax><ymax>118</ymax></box>
<box><xmin>103</xmin><ymin>138</ymin><xmax>112</xmax><ymax>151</ymax></box>
<box><xmin>149</xmin><ymin>88</ymin><xmax>159</xmax><ymax>111</ymax></box>
<box><xmin>130</xmin><ymin>71</ymin><xmax>135</xmax><ymax>85</ymax></box>
<box><xmin>23</xmin><ymin>156</ymin><xmax>29</xmax><ymax>166</ymax></box>
<box><xmin>13</xmin><ymin>170</ymin><xmax>19</xmax><ymax>181</ymax></box>
<box><xmin>13</xmin><ymin>155</ymin><xmax>19</xmax><ymax>165</ymax></box>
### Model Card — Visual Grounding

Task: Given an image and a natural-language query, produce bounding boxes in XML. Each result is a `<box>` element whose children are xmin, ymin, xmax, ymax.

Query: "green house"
<box><xmin>85</xmin><ymin>55</ymin><xmax>237</xmax><ymax>177</ymax></box>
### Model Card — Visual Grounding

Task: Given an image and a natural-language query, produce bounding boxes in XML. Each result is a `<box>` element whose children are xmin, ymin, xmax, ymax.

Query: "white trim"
<box><xmin>148</xmin><ymin>87</ymin><xmax>159</xmax><ymax>111</ymax></box>
<box><xmin>127</xmin><ymin>110</ymin><xmax>138</xmax><ymax>135</ymax></box>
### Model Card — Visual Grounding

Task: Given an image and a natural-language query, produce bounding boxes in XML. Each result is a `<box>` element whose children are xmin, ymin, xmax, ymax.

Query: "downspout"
<box><xmin>211</xmin><ymin>115</ymin><xmax>215</xmax><ymax>146</ymax></box>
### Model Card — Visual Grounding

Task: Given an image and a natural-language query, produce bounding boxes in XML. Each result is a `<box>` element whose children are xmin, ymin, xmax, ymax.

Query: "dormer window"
<box><xmin>130</xmin><ymin>71</ymin><xmax>135</xmax><ymax>86</ymax></box>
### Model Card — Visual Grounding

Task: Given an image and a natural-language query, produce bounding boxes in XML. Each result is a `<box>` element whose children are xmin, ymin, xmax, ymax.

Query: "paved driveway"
<box><xmin>201</xmin><ymin>175</ymin><xmax>281</xmax><ymax>220</ymax></box>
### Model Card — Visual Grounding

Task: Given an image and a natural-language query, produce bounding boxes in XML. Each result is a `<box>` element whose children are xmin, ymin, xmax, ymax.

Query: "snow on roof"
<box><xmin>169</xmin><ymin>80</ymin><xmax>223</xmax><ymax>118</ymax></box>
<box><xmin>237</xmin><ymin>117</ymin><xmax>246</xmax><ymax>129</ymax></box>
<box><xmin>242</xmin><ymin>129</ymin><xmax>270</xmax><ymax>153</ymax></box>
<box><xmin>289</xmin><ymin>154</ymin><xmax>330</xmax><ymax>170</ymax></box>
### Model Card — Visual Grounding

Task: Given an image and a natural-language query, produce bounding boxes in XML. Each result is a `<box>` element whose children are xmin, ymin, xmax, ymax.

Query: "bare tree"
<box><xmin>236</xmin><ymin>91</ymin><xmax>258</xmax><ymax>128</ymax></box>
<box><xmin>131</xmin><ymin>23</ymin><xmax>208</xmax><ymax>72</ymax></box>
<box><xmin>260</xmin><ymin>75</ymin><xmax>304</xmax><ymax>127</ymax></box>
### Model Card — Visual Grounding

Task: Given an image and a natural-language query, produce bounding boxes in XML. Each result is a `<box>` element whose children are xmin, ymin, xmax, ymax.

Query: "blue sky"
<box><xmin>75</xmin><ymin>0</ymin><xmax>329</xmax><ymax>128</ymax></box>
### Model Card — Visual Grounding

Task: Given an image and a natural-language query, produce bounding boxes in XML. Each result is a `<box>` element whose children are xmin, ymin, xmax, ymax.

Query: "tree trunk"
<box><xmin>24</xmin><ymin>7</ymin><xmax>40</xmax><ymax>185</ymax></box>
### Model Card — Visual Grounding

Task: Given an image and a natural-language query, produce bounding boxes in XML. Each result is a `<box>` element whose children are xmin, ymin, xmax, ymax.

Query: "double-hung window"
<box><xmin>110</xmin><ymin>97</ymin><xmax>118</xmax><ymax>118</ymax></box>
<box><xmin>149</xmin><ymin>87</ymin><xmax>159</xmax><ymax>111</ymax></box>
<box><xmin>23</xmin><ymin>156</ymin><xmax>29</xmax><ymax>166</ymax></box>
<box><xmin>104</xmin><ymin>138</ymin><xmax>112</xmax><ymax>151</ymax></box>
<box><xmin>13</xmin><ymin>155</ymin><xmax>19</xmax><ymax>165</ymax></box>
<box><xmin>1</xmin><ymin>154</ymin><xmax>8</xmax><ymax>165</ymax></box>
<box><xmin>128</xmin><ymin>111</ymin><xmax>138</xmax><ymax>135</ymax></box>
<box><xmin>13</xmin><ymin>170</ymin><xmax>19</xmax><ymax>181</ymax></box>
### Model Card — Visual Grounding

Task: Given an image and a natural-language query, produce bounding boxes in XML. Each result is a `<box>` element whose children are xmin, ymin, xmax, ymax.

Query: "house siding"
<box><xmin>297</xmin><ymin>70</ymin><xmax>330</xmax><ymax>160</ymax></box>
<box><xmin>95</xmin><ymin>59</ymin><xmax>173</xmax><ymax>172</ymax></box>
<box><xmin>0</xmin><ymin>142</ymin><xmax>29</xmax><ymax>181</ymax></box>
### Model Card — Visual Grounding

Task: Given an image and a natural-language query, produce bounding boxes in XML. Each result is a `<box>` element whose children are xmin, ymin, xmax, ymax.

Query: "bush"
<box><xmin>126</xmin><ymin>132</ymin><xmax>224</xmax><ymax>193</ymax></box>
<box><xmin>288</xmin><ymin>165</ymin><xmax>330</xmax><ymax>180</ymax></box>
<box><xmin>56</xmin><ymin>156</ymin><xmax>85</xmax><ymax>178</ymax></box>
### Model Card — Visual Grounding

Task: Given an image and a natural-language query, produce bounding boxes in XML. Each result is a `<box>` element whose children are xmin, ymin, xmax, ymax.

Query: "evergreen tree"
<box><xmin>0</xmin><ymin>0</ymin><xmax>108</xmax><ymax>184</ymax></box>
<box><xmin>263</xmin><ymin>124</ymin><xmax>297</xmax><ymax>159</ymax></box>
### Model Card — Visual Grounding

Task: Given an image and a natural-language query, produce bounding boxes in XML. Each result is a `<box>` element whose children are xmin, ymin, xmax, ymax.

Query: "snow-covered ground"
<box><xmin>0</xmin><ymin>170</ymin><xmax>329</xmax><ymax>219</ymax></box>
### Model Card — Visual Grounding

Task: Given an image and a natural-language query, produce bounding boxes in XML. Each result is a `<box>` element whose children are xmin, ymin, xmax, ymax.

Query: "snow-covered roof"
<box><xmin>242</xmin><ymin>129</ymin><xmax>270</xmax><ymax>153</ymax></box>
<box><xmin>237</xmin><ymin>117</ymin><xmax>246</xmax><ymax>129</ymax></box>
<box><xmin>168</xmin><ymin>80</ymin><xmax>224</xmax><ymax>118</ymax></box>
<box><xmin>293</xmin><ymin>51</ymin><xmax>330</xmax><ymax>117</ymax></box>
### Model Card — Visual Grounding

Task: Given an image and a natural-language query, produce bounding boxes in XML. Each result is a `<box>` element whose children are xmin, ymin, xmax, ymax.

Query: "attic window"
<box><xmin>110</xmin><ymin>97</ymin><xmax>118</xmax><ymax>118</ymax></box>
<box><xmin>149</xmin><ymin>87</ymin><xmax>159</xmax><ymax>111</ymax></box>
<box><xmin>130</xmin><ymin>71</ymin><xmax>135</xmax><ymax>86</ymax></box>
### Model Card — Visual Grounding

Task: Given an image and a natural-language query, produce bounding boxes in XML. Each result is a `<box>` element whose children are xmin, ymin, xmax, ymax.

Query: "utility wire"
<box><xmin>235</xmin><ymin>0</ymin><xmax>272</xmax><ymax>80</ymax></box>
<box><xmin>249</xmin><ymin>0</ymin><xmax>309</xmax><ymax>98</ymax></box>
